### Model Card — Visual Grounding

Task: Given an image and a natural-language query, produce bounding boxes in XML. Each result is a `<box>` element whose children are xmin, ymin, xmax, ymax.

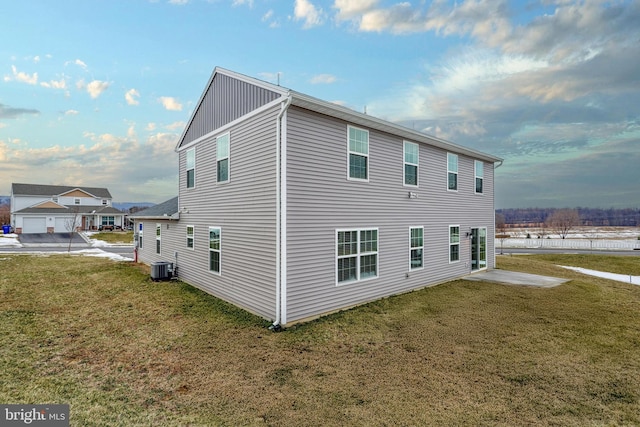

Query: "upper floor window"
<box><xmin>52</xmin><ymin>197</ymin><xmax>58</xmax><ymax>203</ymax></box>
<box><xmin>404</xmin><ymin>141</ymin><xmax>419</xmax><ymax>186</ymax></box>
<box><xmin>348</xmin><ymin>126</ymin><xmax>369</xmax><ymax>181</ymax></box>
<box><xmin>186</xmin><ymin>148</ymin><xmax>195</xmax><ymax>188</ymax></box>
<box><xmin>336</xmin><ymin>228</ymin><xmax>378</xmax><ymax>284</ymax></box>
<box><xmin>102</xmin><ymin>199</ymin><xmax>108</xmax><ymax>206</ymax></box>
<box><xmin>447</xmin><ymin>153</ymin><xmax>458</xmax><ymax>191</ymax></box>
<box><xmin>217</xmin><ymin>133</ymin><xmax>230</xmax><ymax>183</ymax></box>
<box><xmin>74</xmin><ymin>198</ymin><xmax>81</xmax><ymax>205</ymax></box>
<box><xmin>475</xmin><ymin>160</ymin><xmax>484</xmax><ymax>194</ymax></box>
<box><xmin>449</xmin><ymin>225</ymin><xmax>460</xmax><ymax>263</ymax></box>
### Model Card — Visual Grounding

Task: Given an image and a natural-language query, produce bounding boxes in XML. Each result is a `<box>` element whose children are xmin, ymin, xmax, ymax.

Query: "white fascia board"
<box><xmin>176</xmin><ymin>96</ymin><xmax>288</xmax><ymax>152</ymax></box>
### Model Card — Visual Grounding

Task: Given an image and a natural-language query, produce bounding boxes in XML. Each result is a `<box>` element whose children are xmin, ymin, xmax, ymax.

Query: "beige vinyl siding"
<box><xmin>285</xmin><ymin>106</ymin><xmax>495</xmax><ymax>323</ymax></box>
<box><xmin>175</xmin><ymin>105</ymin><xmax>280</xmax><ymax>320</ymax></box>
<box><xmin>135</xmin><ymin>220</ymin><xmax>182</xmax><ymax>266</ymax></box>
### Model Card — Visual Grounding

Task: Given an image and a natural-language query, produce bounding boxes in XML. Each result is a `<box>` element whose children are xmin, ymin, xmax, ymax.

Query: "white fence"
<box><xmin>495</xmin><ymin>238</ymin><xmax>640</xmax><ymax>251</ymax></box>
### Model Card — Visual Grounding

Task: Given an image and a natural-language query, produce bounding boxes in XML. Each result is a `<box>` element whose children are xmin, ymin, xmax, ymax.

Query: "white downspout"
<box><xmin>273</xmin><ymin>94</ymin><xmax>292</xmax><ymax>329</ymax></box>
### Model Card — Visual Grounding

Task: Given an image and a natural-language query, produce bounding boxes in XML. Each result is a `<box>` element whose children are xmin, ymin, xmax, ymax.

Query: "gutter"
<box><xmin>273</xmin><ymin>93</ymin><xmax>293</xmax><ymax>330</ymax></box>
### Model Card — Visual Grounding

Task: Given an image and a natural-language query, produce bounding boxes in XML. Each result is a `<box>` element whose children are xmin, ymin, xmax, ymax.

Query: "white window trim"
<box><xmin>409</xmin><ymin>226</ymin><xmax>424</xmax><ymax>271</ymax></box>
<box><xmin>347</xmin><ymin>125</ymin><xmax>369</xmax><ymax>182</ymax></box>
<box><xmin>216</xmin><ymin>132</ymin><xmax>230</xmax><ymax>184</ymax></box>
<box><xmin>186</xmin><ymin>147</ymin><xmax>196</xmax><ymax>189</ymax></box>
<box><xmin>138</xmin><ymin>223</ymin><xmax>143</xmax><ymax>250</ymax></box>
<box><xmin>186</xmin><ymin>225</ymin><xmax>194</xmax><ymax>250</ymax></box>
<box><xmin>475</xmin><ymin>160</ymin><xmax>484</xmax><ymax>194</ymax></box>
<box><xmin>449</xmin><ymin>225</ymin><xmax>460</xmax><ymax>264</ymax></box>
<box><xmin>209</xmin><ymin>226</ymin><xmax>221</xmax><ymax>275</ymax></box>
<box><xmin>335</xmin><ymin>227</ymin><xmax>379</xmax><ymax>286</ymax></box>
<box><xmin>403</xmin><ymin>141</ymin><xmax>419</xmax><ymax>187</ymax></box>
<box><xmin>447</xmin><ymin>153</ymin><xmax>458</xmax><ymax>192</ymax></box>
<box><xmin>156</xmin><ymin>223</ymin><xmax>161</xmax><ymax>255</ymax></box>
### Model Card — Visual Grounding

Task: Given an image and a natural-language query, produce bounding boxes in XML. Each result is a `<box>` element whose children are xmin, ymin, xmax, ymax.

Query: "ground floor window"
<box><xmin>101</xmin><ymin>216</ymin><xmax>115</xmax><ymax>226</ymax></box>
<box><xmin>336</xmin><ymin>228</ymin><xmax>378</xmax><ymax>284</ymax></box>
<box><xmin>156</xmin><ymin>223</ymin><xmax>161</xmax><ymax>254</ymax></box>
<box><xmin>209</xmin><ymin>227</ymin><xmax>221</xmax><ymax>274</ymax></box>
<box><xmin>449</xmin><ymin>225</ymin><xmax>460</xmax><ymax>262</ymax></box>
<box><xmin>186</xmin><ymin>225</ymin><xmax>194</xmax><ymax>249</ymax></box>
<box><xmin>138</xmin><ymin>223</ymin><xmax>143</xmax><ymax>249</ymax></box>
<box><xmin>410</xmin><ymin>227</ymin><xmax>424</xmax><ymax>270</ymax></box>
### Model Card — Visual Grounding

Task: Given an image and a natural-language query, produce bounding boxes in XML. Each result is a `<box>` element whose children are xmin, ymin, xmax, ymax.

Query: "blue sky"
<box><xmin>1</xmin><ymin>0</ymin><xmax>638</xmax><ymax>208</ymax></box>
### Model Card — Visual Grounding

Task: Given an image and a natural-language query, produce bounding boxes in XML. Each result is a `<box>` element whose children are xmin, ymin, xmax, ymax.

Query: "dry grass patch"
<box><xmin>1</xmin><ymin>254</ymin><xmax>639</xmax><ymax>426</ymax></box>
<box><xmin>90</xmin><ymin>231</ymin><xmax>133</xmax><ymax>244</ymax></box>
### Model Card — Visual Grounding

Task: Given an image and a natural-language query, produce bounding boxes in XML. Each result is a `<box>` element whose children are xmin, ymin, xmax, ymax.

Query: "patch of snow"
<box><xmin>0</xmin><ymin>234</ymin><xmax>21</xmax><ymax>247</ymax></box>
<box><xmin>0</xmin><ymin>248</ymin><xmax>131</xmax><ymax>262</ymax></box>
<box><xmin>560</xmin><ymin>266</ymin><xmax>640</xmax><ymax>286</ymax></box>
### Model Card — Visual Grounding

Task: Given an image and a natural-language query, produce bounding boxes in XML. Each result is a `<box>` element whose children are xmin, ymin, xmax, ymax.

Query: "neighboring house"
<box><xmin>10</xmin><ymin>183</ymin><xmax>125</xmax><ymax>234</ymax></box>
<box><xmin>131</xmin><ymin>67</ymin><xmax>503</xmax><ymax>327</ymax></box>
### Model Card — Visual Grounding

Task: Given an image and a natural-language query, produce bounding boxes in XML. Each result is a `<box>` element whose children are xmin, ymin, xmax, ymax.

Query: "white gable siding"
<box><xmin>175</xmin><ymin>105</ymin><xmax>280</xmax><ymax>320</ymax></box>
<box><xmin>284</xmin><ymin>106</ymin><xmax>495</xmax><ymax>323</ymax></box>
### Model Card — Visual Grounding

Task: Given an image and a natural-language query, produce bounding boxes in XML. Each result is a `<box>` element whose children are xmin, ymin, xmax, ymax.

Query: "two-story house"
<box><xmin>10</xmin><ymin>183</ymin><xmax>125</xmax><ymax>233</ymax></box>
<box><xmin>131</xmin><ymin>67</ymin><xmax>503</xmax><ymax>327</ymax></box>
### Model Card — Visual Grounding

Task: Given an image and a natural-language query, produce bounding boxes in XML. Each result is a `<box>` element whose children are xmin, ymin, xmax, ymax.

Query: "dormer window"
<box><xmin>74</xmin><ymin>198</ymin><xmax>81</xmax><ymax>205</ymax></box>
<box><xmin>102</xmin><ymin>199</ymin><xmax>108</xmax><ymax>206</ymax></box>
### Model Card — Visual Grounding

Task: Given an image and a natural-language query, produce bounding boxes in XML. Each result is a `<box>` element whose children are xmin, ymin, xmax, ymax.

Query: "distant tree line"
<box><xmin>496</xmin><ymin>207</ymin><xmax>640</xmax><ymax>227</ymax></box>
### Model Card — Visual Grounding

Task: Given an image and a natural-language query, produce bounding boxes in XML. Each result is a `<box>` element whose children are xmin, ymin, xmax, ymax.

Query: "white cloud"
<box><xmin>125</xmin><ymin>88</ymin><xmax>140</xmax><ymax>106</ymax></box>
<box><xmin>334</xmin><ymin>0</ymin><xmax>378</xmax><ymax>21</ymax></box>
<box><xmin>5</xmin><ymin>65</ymin><xmax>38</xmax><ymax>85</ymax></box>
<box><xmin>166</xmin><ymin>121</ymin><xmax>186</xmax><ymax>131</ymax></box>
<box><xmin>310</xmin><ymin>74</ymin><xmax>337</xmax><ymax>84</ymax></box>
<box><xmin>40</xmin><ymin>77</ymin><xmax>67</xmax><ymax>89</ymax></box>
<box><xmin>232</xmin><ymin>0</ymin><xmax>253</xmax><ymax>7</ymax></box>
<box><xmin>294</xmin><ymin>0</ymin><xmax>324</xmax><ymax>29</ymax></box>
<box><xmin>86</xmin><ymin>80</ymin><xmax>110</xmax><ymax>99</ymax></box>
<box><xmin>168</xmin><ymin>0</ymin><xmax>188</xmax><ymax>4</ymax></box>
<box><xmin>146</xmin><ymin>123</ymin><xmax>157</xmax><ymax>131</ymax></box>
<box><xmin>159</xmin><ymin>96</ymin><xmax>183</xmax><ymax>111</ymax></box>
<box><xmin>66</xmin><ymin>59</ymin><xmax>88</xmax><ymax>70</ymax></box>
<box><xmin>64</xmin><ymin>110</ymin><xmax>79</xmax><ymax>116</ymax></box>
<box><xmin>0</xmin><ymin>131</ymin><xmax>179</xmax><ymax>203</ymax></box>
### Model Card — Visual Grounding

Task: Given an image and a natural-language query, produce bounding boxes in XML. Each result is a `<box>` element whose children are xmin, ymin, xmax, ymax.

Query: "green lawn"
<box><xmin>89</xmin><ymin>231</ymin><xmax>133</xmax><ymax>244</ymax></box>
<box><xmin>1</xmin><ymin>254</ymin><xmax>639</xmax><ymax>426</ymax></box>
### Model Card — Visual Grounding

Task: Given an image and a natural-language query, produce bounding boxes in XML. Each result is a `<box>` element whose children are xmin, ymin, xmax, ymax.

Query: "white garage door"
<box><xmin>23</xmin><ymin>217</ymin><xmax>47</xmax><ymax>233</ymax></box>
<box><xmin>55</xmin><ymin>217</ymin><xmax>69</xmax><ymax>232</ymax></box>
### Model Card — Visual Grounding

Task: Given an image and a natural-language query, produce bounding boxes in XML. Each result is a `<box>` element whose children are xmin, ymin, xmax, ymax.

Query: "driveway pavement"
<box><xmin>18</xmin><ymin>233</ymin><xmax>90</xmax><ymax>247</ymax></box>
<box><xmin>465</xmin><ymin>269</ymin><xmax>569</xmax><ymax>288</ymax></box>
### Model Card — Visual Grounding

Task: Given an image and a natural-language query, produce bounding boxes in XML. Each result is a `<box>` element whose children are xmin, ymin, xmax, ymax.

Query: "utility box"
<box><xmin>151</xmin><ymin>262</ymin><xmax>173</xmax><ymax>281</ymax></box>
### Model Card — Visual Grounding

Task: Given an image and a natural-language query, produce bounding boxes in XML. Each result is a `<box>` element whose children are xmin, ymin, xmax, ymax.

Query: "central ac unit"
<box><xmin>151</xmin><ymin>261</ymin><xmax>173</xmax><ymax>281</ymax></box>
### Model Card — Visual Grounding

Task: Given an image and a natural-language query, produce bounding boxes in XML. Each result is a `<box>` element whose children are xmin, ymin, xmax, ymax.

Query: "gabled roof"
<box><xmin>176</xmin><ymin>67</ymin><xmax>503</xmax><ymax>163</ymax></box>
<box><xmin>128</xmin><ymin>197</ymin><xmax>179</xmax><ymax>220</ymax></box>
<box><xmin>11</xmin><ymin>183</ymin><xmax>112</xmax><ymax>199</ymax></box>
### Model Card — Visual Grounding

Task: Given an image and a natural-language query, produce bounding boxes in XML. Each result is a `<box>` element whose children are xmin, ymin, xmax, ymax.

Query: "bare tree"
<box><xmin>64</xmin><ymin>207</ymin><xmax>81</xmax><ymax>253</ymax></box>
<box><xmin>495</xmin><ymin>212</ymin><xmax>509</xmax><ymax>254</ymax></box>
<box><xmin>0</xmin><ymin>203</ymin><xmax>10</xmax><ymax>227</ymax></box>
<box><xmin>547</xmin><ymin>208</ymin><xmax>581</xmax><ymax>239</ymax></box>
